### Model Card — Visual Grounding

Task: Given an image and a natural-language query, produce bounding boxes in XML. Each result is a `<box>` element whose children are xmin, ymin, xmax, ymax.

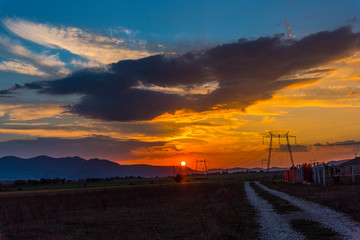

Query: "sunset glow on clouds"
<box><xmin>0</xmin><ymin>1</ymin><xmax>360</xmax><ymax>168</ymax></box>
<box><xmin>3</xmin><ymin>18</ymin><xmax>157</xmax><ymax>64</ymax></box>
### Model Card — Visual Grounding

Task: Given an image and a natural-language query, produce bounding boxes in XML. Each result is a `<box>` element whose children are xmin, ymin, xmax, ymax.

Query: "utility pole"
<box><xmin>263</xmin><ymin>131</ymin><xmax>296</xmax><ymax>171</ymax></box>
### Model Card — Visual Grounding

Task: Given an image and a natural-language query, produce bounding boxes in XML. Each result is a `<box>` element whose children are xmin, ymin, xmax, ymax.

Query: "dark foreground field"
<box><xmin>0</xmin><ymin>176</ymin><xmax>258</xmax><ymax>240</ymax></box>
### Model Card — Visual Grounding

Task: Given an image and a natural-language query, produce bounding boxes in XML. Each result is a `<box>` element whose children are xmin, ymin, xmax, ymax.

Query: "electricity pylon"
<box><xmin>263</xmin><ymin>131</ymin><xmax>296</xmax><ymax>171</ymax></box>
<box><xmin>195</xmin><ymin>159</ymin><xmax>210</xmax><ymax>175</ymax></box>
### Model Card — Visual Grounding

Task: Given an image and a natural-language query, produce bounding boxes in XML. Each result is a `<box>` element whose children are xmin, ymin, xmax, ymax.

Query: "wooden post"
<box><xmin>322</xmin><ymin>162</ymin><xmax>326</xmax><ymax>186</ymax></box>
<box><xmin>297</xmin><ymin>165</ymin><xmax>299</xmax><ymax>181</ymax></box>
<box><xmin>313</xmin><ymin>163</ymin><xmax>317</xmax><ymax>183</ymax></box>
<box><xmin>300</xmin><ymin>165</ymin><xmax>303</xmax><ymax>182</ymax></box>
<box><xmin>351</xmin><ymin>166</ymin><xmax>355</xmax><ymax>183</ymax></box>
<box><xmin>317</xmin><ymin>163</ymin><xmax>321</xmax><ymax>184</ymax></box>
<box><xmin>301</xmin><ymin>166</ymin><xmax>304</xmax><ymax>182</ymax></box>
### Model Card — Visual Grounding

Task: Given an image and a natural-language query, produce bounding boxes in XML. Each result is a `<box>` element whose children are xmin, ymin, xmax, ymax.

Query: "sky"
<box><xmin>0</xmin><ymin>0</ymin><xmax>359</xmax><ymax>169</ymax></box>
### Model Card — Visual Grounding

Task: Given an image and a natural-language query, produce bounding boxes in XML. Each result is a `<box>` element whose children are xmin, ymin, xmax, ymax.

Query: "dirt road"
<box><xmin>245</xmin><ymin>181</ymin><xmax>360</xmax><ymax>240</ymax></box>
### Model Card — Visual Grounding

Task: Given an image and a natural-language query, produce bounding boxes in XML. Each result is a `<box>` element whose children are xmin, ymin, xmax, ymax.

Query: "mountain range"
<box><xmin>0</xmin><ymin>155</ymin><xmax>349</xmax><ymax>180</ymax></box>
<box><xmin>0</xmin><ymin>155</ymin><xmax>183</xmax><ymax>180</ymax></box>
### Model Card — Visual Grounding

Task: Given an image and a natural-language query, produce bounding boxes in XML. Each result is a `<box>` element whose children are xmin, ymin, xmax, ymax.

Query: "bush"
<box><xmin>14</xmin><ymin>180</ymin><xmax>26</xmax><ymax>186</ymax></box>
<box><xmin>174</xmin><ymin>173</ymin><xmax>183</xmax><ymax>183</ymax></box>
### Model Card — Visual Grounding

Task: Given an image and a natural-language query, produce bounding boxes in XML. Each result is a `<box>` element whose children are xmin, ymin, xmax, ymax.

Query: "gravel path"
<box><xmin>255</xmin><ymin>182</ymin><xmax>360</xmax><ymax>240</ymax></box>
<box><xmin>244</xmin><ymin>182</ymin><xmax>305</xmax><ymax>240</ymax></box>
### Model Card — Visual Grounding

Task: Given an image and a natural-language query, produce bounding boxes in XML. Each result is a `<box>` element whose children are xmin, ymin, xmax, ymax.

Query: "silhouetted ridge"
<box><xmin>0</xmin><ymin>155</ymin><xmax>185</xmax><ymax>180</ymax></box>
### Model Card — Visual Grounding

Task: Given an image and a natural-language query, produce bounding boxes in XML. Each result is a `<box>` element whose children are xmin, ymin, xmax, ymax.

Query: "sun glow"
<box><xmin>181</xmin><ymin>161</ymin><xmax>186</xmax><ymax>166</ymax></box>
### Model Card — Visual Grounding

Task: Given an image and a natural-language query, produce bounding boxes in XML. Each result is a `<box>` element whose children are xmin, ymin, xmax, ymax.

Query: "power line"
<box><xmin>218</xmin><ymin>145</ymin><xmax>266</xmax><ymax>169</ymax></box>
<box><xmin>219</xmin><ymin>148</ymin><xmax>268</xmax><ymax>169</ymax></box>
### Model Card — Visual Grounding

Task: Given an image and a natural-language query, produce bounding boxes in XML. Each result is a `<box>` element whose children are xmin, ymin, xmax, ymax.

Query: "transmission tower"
<box><xmin>263</xmin><ymin>131</ymin><xmax>296</xmax><ymax>171</ymax></box>
<box><xmin>195</xmin><ymin>159</ymin><xmax>210</xmax><ymax>175</ymax></box>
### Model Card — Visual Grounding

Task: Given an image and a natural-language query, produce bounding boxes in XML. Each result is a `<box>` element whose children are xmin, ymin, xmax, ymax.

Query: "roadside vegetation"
<box><xmin>290</xmin><ymin>219</ymin><xmax>341</xmax><ymax>240</ymax></box>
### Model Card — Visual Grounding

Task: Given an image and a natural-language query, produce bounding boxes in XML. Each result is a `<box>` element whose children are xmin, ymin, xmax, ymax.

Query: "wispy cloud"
<box><xmin>4</xmin><ymin>18</ymin><xmax>158</xmax><ymax>64</ymax></box>
<box><xmin>70</xmin><ymin>59</ymin><xmax>104</xmax><ymax>68</ymax></box>
<box><xmin>0</xmin><ymin>60</ymin><xmax>46</xmax><ymax>76</ymax></box>
<box><xmin>283</xmin><ymin>19</ymin><xmax>295</xmax><ymax>38</ymax></box>
<box><xmin>0</xmin><ymin>103</ymin><xmax>64</xmax><ymax>121</ymax></box>
<box><xmin>132</xmin><ymin>80</ymin><xmax>219</xmax><ymax>96</ymax></box>
<box><xmin>346</xmin><ymin>17</ymin><xmax>358</xmax><ymax>23</ymax></box>
<box><xmin>0</xmin><ymin>36</ymin><xmax>70</xmax><ymax>77</ymax></box>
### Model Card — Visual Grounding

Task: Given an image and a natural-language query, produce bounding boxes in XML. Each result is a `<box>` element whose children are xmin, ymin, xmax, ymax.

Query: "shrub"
<box><xmin>174</xmin><ymin>173</ymin><xmax>183</xmax><ymax>183</ymax></box>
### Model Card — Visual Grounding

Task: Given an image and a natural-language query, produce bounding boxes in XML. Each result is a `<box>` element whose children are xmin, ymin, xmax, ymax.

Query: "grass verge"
<box><xmin>290</xmin><ymin>219</ymin><xmax>341</xmax><ymax>240</ymax></box>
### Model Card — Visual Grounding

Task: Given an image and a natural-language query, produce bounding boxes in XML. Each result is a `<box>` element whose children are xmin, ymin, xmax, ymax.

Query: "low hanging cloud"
<box><xmin>314</xmin><ymin>140</ymin><xmax>360</xmax><ymax>147</ymax></box>
<box><xmin>3</xmin><ymin>27</ymin><xmax>360</xmax><ymax>122</ymax></box>
<box><xmin>274</xmin><ymin>144</ymin><xmax>309</xmax><ymax>152</ymax></box>
<box><xmin>4</xmin><ymin>18</ymin><xmax>157</xmax><ymax>64</ymax></box>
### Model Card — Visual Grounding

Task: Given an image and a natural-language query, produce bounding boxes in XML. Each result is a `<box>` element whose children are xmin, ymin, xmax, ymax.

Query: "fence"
<box><xmin>283</xmin><ymin>162</ymin><xmax>360</xmax><ymax>185</ymax></box>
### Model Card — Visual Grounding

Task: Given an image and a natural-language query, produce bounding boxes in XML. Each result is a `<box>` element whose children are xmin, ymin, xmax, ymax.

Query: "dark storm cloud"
<box><xmin>5</xmin><ymin>27</ymin><xmax>360</xmax><ymax>121</ymax></box>
<box><xmin>0</xmin><ymin>83</ymin><xmax>22</xmax><ymax>95</ymax></box>
<box><xmin>0</xmin><ymin>135</ymin><xmax>166</xmax><ymax>161</ymax></box>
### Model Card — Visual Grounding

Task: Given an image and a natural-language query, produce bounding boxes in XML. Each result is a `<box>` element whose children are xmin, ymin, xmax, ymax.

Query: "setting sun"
<box><xmin>181</xmin><ymin>161</ymin><xmax>186</xmax><ymax>166</ymax></box>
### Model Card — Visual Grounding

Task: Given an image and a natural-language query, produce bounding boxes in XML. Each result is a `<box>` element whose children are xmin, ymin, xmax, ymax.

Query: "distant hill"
<box><xmin>338</xmin><ymin>157</ymin><xmax>360</xmax><ymax>167</ymax></box>
<box><xmin>0</xmin><ymin>155</ymin><xmax>192</xmax><ymax>180</ymax></box>
<box><xmin>0</xmin><ymin>155</ymin><xmax>312</xmax><ymax>180</ymax></box>
<box><xmin>327</xmin><ymin>158</ymin><xmax>353</xmax><ymax>166</ymax></box>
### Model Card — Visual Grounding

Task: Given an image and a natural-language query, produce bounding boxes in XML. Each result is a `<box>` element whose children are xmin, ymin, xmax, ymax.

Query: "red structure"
<box><xmin>302</xmin><ymin>163</ymin><xmax>313</xmax><ymax>182</ymax></box>
<box><xmin>284</xmin><ymin>163</ymin><xmax>313</xmax><ymax>183</ymax></box>
<box><xmin>284</xmin><ymin>169</ymin><xmax>298</xmax><ymax>183</ymax></box>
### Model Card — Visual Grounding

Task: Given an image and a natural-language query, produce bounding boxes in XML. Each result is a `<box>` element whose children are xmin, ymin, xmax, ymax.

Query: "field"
<box><xmin>2</xmin><ymin>172</ymin><xmax>360</xmax><ymax>239</ymax></box>
<box><xmin>0</xmin><ymin>174</ymin><xmax>260</xmax><ymax>240</ymax></box>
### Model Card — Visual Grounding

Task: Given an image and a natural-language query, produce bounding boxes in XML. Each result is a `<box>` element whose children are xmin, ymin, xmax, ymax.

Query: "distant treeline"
<box><xmin>13</xmin><ymin>176</ymin><xmax>145</xmax><ymax>187</ymax></box>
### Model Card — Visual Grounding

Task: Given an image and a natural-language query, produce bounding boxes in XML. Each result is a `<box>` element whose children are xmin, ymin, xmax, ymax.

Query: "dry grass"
<box><xmin>0</xmin><ymin>179</ymin><xmax>258</xmax><ymax>240</ymax></box>
<box><xmin>290</xmin><ymin>219</ymin><xmax>341</xmax><ymax>240</ymax></box>
<box><xmin>262</xmin><ymin>180</ymin><xmax>360</xmax><ymax>222</ymax></box>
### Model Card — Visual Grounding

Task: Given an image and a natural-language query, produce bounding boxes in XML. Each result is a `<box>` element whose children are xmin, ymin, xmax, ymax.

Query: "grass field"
<box><xmin>2</xmin><ymin>177</ymin><xmax>176</xmax><ymax>192</ymax></box>
<box><xmin>0</xmin><ymin>175</ymin><xmax>260</xmax><ymax>240</ymax></box>
<box><xmin>6</xmin><ymin>171</ymin><xmax>359</xmax><ymax>240</ymax></box>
